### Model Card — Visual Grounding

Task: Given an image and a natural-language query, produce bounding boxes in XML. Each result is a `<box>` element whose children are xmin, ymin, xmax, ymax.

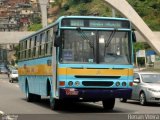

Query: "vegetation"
<box><xmin>134</xmin><ymin>42</ymin><xmax>151</xmax><ymax>52</ymax></box>
<box><xmin>27</xmin><ymin>24</ymin><xmax>42</xmax><ymax>31</ymax></box>
<box><xmin>127</xmin><ymin>0</ymin><xmax>160</xmax><ymax>31</ymax></box>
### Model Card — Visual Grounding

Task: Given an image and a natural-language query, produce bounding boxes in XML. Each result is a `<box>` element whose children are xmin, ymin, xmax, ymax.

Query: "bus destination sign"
<box><xmin>70</xmin><ymin>20</ymin><xmax>84</xmax><ymax>27</ymax></box>
<box><xmin>89</xmin><ymin>20</ymin><xmax>122</xmax><ymax>28</ymax></box>
<box><xmin>62</xmin><ymin>18</ymin><xmax>130</xmax><ymax>29</ymax></box>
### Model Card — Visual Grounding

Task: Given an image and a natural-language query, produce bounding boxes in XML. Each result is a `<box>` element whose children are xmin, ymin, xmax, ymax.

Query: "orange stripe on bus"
<box><xmin>18</xmin><ymin>65</ymin><xmax>133</xmax><ymax>76</ymax></box>
<box><xmin>58</xmin><ymin>68</ymin><xmax>133</xmax><ymax>76</ymax></box>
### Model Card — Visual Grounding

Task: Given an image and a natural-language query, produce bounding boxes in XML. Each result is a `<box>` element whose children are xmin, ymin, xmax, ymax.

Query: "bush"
<box><xmin>77</xmin><ymin>3</ymin><xmax>88</xmax><ymax>15</ymax></box>
<box><xmin>81</xmin><ymin>0</ymin><xmax>92</xmax><ymax>3</ymax></box>
<box><xmin>32</xmin><ymin>16</ymin><xmax>41</xmax><ymax>24</ymax></box>
<box><xmin>28</xmin><ymin>24</ymin><xmax>42</xmax><ymax>31</ymax></box>
<box><xmin>69</xmin><ymin>0</ymin><xmax>92</xmax><ymax>5</ymax></box>
<box><xmin>63</xmin><ymin>4</ymin><xmax>70</xmax><ymax>11</ymax></box>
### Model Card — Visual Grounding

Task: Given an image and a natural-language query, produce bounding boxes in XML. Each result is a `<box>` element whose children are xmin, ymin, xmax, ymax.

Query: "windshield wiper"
<box><xmin>76</xmin><ymin>27</ymin><xmax>95</xmax><ymax>58</ymax></box>
<box><xmin>104</xmin><ymin>29</ymin><xmax>117</xmax><ymax>56</ymax></box>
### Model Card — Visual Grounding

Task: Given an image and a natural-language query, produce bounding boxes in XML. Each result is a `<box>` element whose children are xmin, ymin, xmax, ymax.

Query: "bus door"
<box><xmin>52</xmin><ymin>45</ymin><xmax>57</xmax><ymax>98</ymax></box>
<box><xmin>52</xmin><ymin>35</ymin><xmax>61</xmax><ymax>99</ymax></box>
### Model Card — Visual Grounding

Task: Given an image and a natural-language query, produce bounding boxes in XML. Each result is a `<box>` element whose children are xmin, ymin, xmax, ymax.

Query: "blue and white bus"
<box><xmin>18</xmin><ymin>16</ymin><xmax>136</xmax><ymax>110</ymax></box>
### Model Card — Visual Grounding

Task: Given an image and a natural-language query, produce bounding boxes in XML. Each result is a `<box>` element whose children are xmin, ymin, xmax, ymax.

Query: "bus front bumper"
<box><xmin>59</xmin><ymin>88</ymin><xmax>132</xmax><ymax>101</ymax></box>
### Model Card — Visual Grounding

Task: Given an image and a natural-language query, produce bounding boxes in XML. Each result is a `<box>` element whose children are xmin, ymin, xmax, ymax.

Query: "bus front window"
<box><xmin>99</xmin><ymin>31</ymin><xmax>131</xmax><ymax>64</ymax></box>
<box><xmin>60</xmin><ymin>30</ymin><xmax>96</xmax><ymax>63</ymax></box>
<box><xmin>60</xmin><ymin>30</ymin><xmax>131</xmax><ymax>65</ymax></box>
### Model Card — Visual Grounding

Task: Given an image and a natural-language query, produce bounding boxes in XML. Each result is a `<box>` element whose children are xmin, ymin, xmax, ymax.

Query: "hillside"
<box><xmin>127</xmin><ymin>0</ymin><xmax>160</xmax><ymax>31</ymax></box>
<box><xmin>51</xmin><ymin>0</ymin><xmax>160</xmax><ymax>31</ymax></box>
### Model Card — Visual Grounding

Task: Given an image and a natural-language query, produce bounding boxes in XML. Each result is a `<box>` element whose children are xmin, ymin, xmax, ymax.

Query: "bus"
<box><xmin>18</xmin><ymin>16</ymin><xmax>136</xmax><ymax>110</ymax></box>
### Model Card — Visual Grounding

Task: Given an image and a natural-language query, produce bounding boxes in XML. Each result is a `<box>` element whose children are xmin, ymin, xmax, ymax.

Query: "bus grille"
<box><xmin>82</xmin><ymin>81</ymin><xmax>113</xmax><ymax>86</ymax></box>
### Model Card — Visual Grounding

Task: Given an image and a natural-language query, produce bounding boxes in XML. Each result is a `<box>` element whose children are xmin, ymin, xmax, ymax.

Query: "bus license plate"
<box><xmin>65</xmin><ymin>89</ymin><xmax>79</xmax><ymax>95</ymax></box>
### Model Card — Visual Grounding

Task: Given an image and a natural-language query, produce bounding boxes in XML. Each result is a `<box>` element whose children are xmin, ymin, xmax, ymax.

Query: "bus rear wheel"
<box><xmin>26</xmin><ymin>85</ymin><xmax>34</xmax><ymax>102</ymax></box>
<box><xmin>102</xmin><ymin>98</ymin><xmax>115</xmax><ymax>110</ymax></box>
<box><xmin>34</xmin><ymin>94</ymin><xmax>41</xmax><ymax>102</ymax></box>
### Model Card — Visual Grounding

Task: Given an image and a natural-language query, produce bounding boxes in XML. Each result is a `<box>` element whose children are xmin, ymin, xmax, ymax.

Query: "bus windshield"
<box><xmin>60</xmin><ymin>30</ymin><xmax>131</xmax><ymax>64</ymax></box>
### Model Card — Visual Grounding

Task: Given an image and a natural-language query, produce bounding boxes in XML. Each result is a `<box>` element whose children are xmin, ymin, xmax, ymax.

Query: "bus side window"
<box><xmin>39</xmin><ymin>33</ymin><xmax>42</xmax><ymax>56</ymax></box>
<box><xmin>50</xmin><ymin>30</ymin><xmax>55</xmax><ymax>54</ymax></box>
<box><xmin>30</xmin><ymin>37</ymin><xmax>34</xmax><ymax>58</ymax></box>
<box><xmin>19</xmin><ymin>42</ymin><xmax>22</xmax><ymax>60</ymax></box>
<box><xmin>40</xmin><ymin>32</ymin><xmax>45</xmax><ymax>56</ymax></box>
<box><xmin>35</xmin><ymin>36</ymin><xmax>39</xmax><ymax>57</ymax></box>
<box><xmin>45</xmin><ymin>30</ymin><xmax>50</xmax><ymax>55</ymax></box>
<box><xmin>32</xmin><ymin>37</ymin><xmax>36</xmax><ymax>58</ymax></box>
<box><xmin>28</xmin><ymin>39</ymin><xmax>31</xmax><ymax>58</ymax></box>
<box><xmin>22</xmin><ymin>41</ymin><xmax>27</xmax><ymax>60</ymax></box>
<box><xmin>45</xmin><ymin>29</ymin><xmax>53</xmax><ymax>56</ymax></box>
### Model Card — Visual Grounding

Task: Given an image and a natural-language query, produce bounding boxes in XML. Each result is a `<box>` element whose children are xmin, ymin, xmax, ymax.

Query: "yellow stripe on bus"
<box><xmin>18</xmin><ymin>64</ymin><xmax>52</xmax><ymax>76</ymax></box>
<box><xmin>18</xmin><ymin>65</ymin><xmax>133</xmax><ymax>76</ymax></box>
<box><xmin>58</xmin><ymin>68</ymin><xmax>133</xmax><ymax>76</ymax></box>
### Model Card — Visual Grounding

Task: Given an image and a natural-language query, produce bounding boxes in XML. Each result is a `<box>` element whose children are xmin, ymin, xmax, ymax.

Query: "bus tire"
<box><xmin>26</xmin><ymin>84</ymin><xmax>34</xmax><ymax>102</ymax></box>
<box><xmin>102</xmin><ymin>98</ymin><xmax>115</xmax><ymax>110</ymax></box>
<box><xmin>119</xmin><ymin>98</ymin><xmax>127</xmax><ymax>102</ymax></box>
<box><xmin>50</xmin><ymin>92</ymin><xmax>59</xmax><ymax>110</ymax></box>
<box><xmin>34</xmin><ymin>94</ymin><xmax>41</xmax><ymax>102</ymax></box>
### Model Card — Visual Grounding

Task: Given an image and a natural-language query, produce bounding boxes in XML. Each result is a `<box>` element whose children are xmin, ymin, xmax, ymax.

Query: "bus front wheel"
<box><xmin>102</xmin><ymin>98</ymin><xmax>115</xmax><ymax>110</ymax></box>
<box><xmin>119</xmin><ymin>98</ymin><xmax>127</xmax><ymax>102</ymax></box>
<box><xmin>50</xmin><ymin>92</ymin><xmax>59</xmax><ymax>110</ymax></box>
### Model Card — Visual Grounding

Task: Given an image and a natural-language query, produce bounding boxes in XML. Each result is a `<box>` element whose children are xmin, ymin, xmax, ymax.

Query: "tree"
<box><xmin>52</xmin><ymin>0</ymin><xmax>67</xmax><ymax>9</ymax></box>
<box><xmin>28</xmin><ymin>24</ymin><xmax>42</xmax><ymax>31</ymax></box>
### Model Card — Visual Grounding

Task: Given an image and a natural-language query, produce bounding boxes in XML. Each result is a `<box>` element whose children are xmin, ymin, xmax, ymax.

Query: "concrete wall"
<box><xmin>136</xmin><ymin>32</ymin><xmax>160</xmax><ymax>42</ymax></box>
<box><xmin>0</xmin><ymin>32</ymin><xmax>34</xmax><ymax>44</ymax></box>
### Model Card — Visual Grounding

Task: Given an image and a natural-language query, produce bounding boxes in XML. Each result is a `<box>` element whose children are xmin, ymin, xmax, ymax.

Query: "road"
<box><xmin>0</xmin><ymin>74</ymin><xmax>160</xmax><ymax>120</ymax></box>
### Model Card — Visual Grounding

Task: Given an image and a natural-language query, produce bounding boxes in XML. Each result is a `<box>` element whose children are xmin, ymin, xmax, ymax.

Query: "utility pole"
<box><xmin>112</xmin><ymin>8</ymin><xmax>116</xmax><ymax>17</ymax></box>
<box><xmin>38</xmin><ymin>0</ymin><xmax>48</xmax><ymax>28</ymax></box>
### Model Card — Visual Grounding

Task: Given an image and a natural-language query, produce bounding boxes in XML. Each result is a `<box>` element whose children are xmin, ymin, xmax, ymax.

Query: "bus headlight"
<box><xmin>116</xmin><ymin>81</ymin><xmax>120</xmax><ymax>86</ymax></box>
<box><xmin>122</xmin><ymin>82</ymin><xmax>126</xmax><ymax>86</ymax></box>
<box><xmin>75</xmin><ymin>81</ymin><xmax>80</xmax><ymax>86</ymax></box>
<box><xmin>68</xmin><ymin>81</ymin><xmax>73</xmax><ymax>86</ymax></box>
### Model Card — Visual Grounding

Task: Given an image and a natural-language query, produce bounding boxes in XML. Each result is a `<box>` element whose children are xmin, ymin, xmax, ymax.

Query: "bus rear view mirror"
<box><xmin>54</xmin><ymin>36</ymin><xmax>61</xmax><ymax>47</ymax></box>
<box><xmin>132</xmin><ymin>31</ymin><xmax>136</xmax><ymax>43</ymax></box>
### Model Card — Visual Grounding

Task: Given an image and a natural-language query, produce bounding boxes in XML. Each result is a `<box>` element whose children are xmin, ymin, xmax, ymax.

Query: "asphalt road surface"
<box><xmin>0</xmin><ymin>74</ymin><xmax>160</xmax><ymax>120</ymax></box>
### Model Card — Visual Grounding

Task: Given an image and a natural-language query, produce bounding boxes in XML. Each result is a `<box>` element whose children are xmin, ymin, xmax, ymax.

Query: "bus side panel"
<box><xmin>39</xmin><ymin>76</ymin><xmax>52</xmax><ymax>96</ymax></box>
<box><xmin>18</xmin><ymin>76</ymin><xmax>26</xmax><ymax>93</ymax></box>
<box><xmin>18</xmin><ymin>56</ymin><xmax>53</xmax><ymax>96</ymax></box>
<box><xmin>19</xmin><ymin>75</ymin><xmax>52</xmax><ymax>96</ymax></box>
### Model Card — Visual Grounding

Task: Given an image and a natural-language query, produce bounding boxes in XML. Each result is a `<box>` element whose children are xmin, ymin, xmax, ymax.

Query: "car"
<box><xmin>120</xmin><ymin>71</ymin><xmax>160</xmax><ymax>105</ymax></box>
<box><xmin>0</xmin><ymin>67</ymin><xmax>8</xmax><ymax>74</ymax></box>
<box><xmin>9</xmin><ymin>69</ymin><xmax>18</xmax><ymax>83</ymax></box>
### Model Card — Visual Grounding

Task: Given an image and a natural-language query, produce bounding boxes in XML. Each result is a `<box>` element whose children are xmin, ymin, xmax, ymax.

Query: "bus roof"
<box><xmin>19</xmin><ymin>16</ymin><xmax>130</xmax><ymax>42</ymax></box>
